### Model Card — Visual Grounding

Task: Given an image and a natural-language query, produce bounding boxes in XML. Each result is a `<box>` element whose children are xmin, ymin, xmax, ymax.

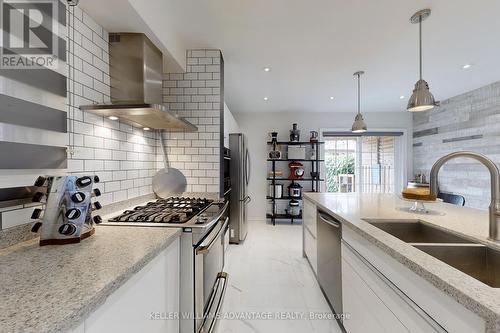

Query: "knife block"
<box><xmin>30</xmin><ymin>175</ymin><xmax>103</xmax><ymax>246</ymax></box>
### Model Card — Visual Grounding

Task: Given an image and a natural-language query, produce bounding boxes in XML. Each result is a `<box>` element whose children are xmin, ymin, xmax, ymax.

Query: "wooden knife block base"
<box><xmin>39</xmin><ymin>228</ymin><xmax>95</xmax><ymax>246</ymax></box>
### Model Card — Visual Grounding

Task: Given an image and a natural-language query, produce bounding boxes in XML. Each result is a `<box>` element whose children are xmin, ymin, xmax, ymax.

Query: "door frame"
<box><xmin>319</xmin><ymin>128</ymin><xmax>408</xmax><ymax>194</ymax></box>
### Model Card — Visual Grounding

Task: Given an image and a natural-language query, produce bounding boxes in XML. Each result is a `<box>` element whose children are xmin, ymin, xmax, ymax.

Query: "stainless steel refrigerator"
<box><xmin>229</xmin><ymin>133</ymin><xmax>251</xmax><ymax>244</ymax></box>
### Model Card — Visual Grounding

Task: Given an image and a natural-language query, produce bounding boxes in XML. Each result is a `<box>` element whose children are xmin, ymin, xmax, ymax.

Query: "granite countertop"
<box><xmin>304</xmin><ymin>192</ymin><xmax>500</xmax><ymax>332</ymax></box>
<box><xmin>0</xmin><ymin>225</ymin><xmax>181</xmax><ymax>333</ymax></box>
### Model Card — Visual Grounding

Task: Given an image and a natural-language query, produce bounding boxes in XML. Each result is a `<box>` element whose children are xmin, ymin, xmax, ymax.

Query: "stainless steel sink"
<box><xmin>367</xmin><ymin>220</ymin><xmax>474</xmax><ymax>244</ymax></box>
<box><xmin>367</xmin><ymin>220</ymin><xmax>500</xmax><ymax>288</ymax></box>
<box><xmin>414</xmin><ymin>244</ymin><xmax>500</xmax><ymax>288</ymax></box>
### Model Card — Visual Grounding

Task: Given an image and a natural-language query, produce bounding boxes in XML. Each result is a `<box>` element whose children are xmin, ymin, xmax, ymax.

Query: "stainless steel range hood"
<box><xmin>80</xmin><ymin>33</ymin><xmax>196</xmax><ymax>132</ymax></box>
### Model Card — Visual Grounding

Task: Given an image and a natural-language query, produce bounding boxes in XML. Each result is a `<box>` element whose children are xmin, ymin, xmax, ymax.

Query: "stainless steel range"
<box><xmin>102</xmin><ymin>197</ymin><xmax>229</xmax><ymax>333</ymax></box>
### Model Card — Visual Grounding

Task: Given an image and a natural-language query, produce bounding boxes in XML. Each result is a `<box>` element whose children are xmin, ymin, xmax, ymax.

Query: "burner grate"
<box><xmin>108</xmin><ymin>197</ymin><xmax>213</xmax><ymax>223</ymax></box>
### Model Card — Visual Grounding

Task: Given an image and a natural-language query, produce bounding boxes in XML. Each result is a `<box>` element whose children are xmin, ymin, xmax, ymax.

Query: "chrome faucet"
<box><xmin>430</xmin><ymin>151</ymin><xmax>500</xmax><ymax>241</ymax></box>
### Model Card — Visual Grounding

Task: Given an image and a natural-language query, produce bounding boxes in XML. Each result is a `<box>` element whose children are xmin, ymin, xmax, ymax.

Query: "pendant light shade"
<box><xmin>407</xmin><ymin>9</ymin><xmax>437</xmax><ymax>112</ymax></box>
<box><xmin>407</xmin><ymin>79</ymin><xmax>436</xmax><ymax>112</ymax></box>
<box><xmin>352</xmin><ymin>71</ymin><xmax>367</xmax><ymax>133</ymax></box>
<box><xmin>352</xmin><ymin>113</ymin><xmax>367</xmax><ymax>133</ymax></box>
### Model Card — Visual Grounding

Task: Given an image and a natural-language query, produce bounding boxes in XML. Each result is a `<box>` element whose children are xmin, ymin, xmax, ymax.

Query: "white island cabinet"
<box><xmin>68</xmin><ymin>238</ymin><xmax>180</xmax><ymax>333</ymax></box>
<box><xmin>342</xmin><ymin>227</ymin><xmax>485</xmax><ymax>333</ymax></box>
<box><xmin>302</xmin><ymin>197</ymin><xmax>318</xmax><ymax>274</ymax></box>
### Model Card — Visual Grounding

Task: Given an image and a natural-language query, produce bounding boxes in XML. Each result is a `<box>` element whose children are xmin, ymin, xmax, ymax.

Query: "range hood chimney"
<box><xmin>80</xmin><ymin>33</ymin><xmax>197</xmax><ymax>131</ymax></box>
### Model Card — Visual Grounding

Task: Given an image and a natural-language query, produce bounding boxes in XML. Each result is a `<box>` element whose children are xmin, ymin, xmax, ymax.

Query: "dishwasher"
<box><xmin>317</xmin><ymin>210</ymin><xmax>343</xmax><ymax>316</ymax></box>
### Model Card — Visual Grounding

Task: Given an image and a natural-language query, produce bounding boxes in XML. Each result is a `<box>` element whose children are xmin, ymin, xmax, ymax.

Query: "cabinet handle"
<box><xmin>318</xmin><ymin>212</ymin><xmax>340</xmax><ymax>228</ymax></box>
<box><xmin>343</xmin><ymin>241</ymin><xmax>447</xmax><ymax>333</ymax></box>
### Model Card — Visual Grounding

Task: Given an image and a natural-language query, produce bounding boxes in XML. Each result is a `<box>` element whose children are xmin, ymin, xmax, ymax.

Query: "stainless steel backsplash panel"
<box><xmin>0</xmin><ymin>142</ymin><xmax>67</xmax><ymax>169</ymax></box>
<box><xmin>0</xmin><ymin>94</ymin><xmax>67</xmax><ymax>132</ymax></box>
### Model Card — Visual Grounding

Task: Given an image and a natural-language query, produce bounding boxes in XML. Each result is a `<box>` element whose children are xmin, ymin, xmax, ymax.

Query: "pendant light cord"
<box><xmin>419</xmin><ymin>15</ymin><xmax>423</xmax><ymax>80</ymax></box>
<box><xmin>357</xmin><ymin>73</ymin><xmax>361</xmax><ymax>115</ymax></box>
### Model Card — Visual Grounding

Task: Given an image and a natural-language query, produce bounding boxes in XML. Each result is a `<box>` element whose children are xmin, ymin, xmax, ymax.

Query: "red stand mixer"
<box><xmin>288</xmin><ymin>162</ymin><xmax>305</xmax><ymax>180</ymax></box>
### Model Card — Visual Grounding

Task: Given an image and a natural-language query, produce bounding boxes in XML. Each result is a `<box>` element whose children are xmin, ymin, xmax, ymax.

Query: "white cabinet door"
<box><xmin>304</xmin><ymin>226</ymin><xmax>317</xmax><ymax>274</ymax></box>
<box><xmin>84</xmin><ymin>238</ymin><xmax>180</xmax><ymax>333</ymax></box>
<box><xmin>303</xmin><ymin>197</ymin><xmax>317</xmax><ymax>274</ymax></box>
<box><xmin>303</xmin><ymin>197</ymin><xmax>317</xmax><ymax>237</ymax></box>
<box><xmin>342</xmin><ymin>254</ymin><xmax>409</xmax><ymax>333</ymax></box>
<box><xmin>343</xmin><ymin>242</ymin><xmax>448</xmax><ymax>333</ymax></box>
<box><xmin>343</xmin><ymin>227</ymin><xmax>485</xmax><ymax>333</ymax></box>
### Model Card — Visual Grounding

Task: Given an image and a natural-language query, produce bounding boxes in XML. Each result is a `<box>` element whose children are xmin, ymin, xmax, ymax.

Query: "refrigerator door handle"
<box><xmin>245</xmin><ymin>149</ymin><xmax>250</xmax><ymax>185</ymax></box>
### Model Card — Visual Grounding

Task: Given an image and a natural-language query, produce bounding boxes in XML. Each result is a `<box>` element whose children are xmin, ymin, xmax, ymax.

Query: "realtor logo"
<box><xmin>1</xmin><ymin>0</ymin><xmax>59</xmax><ymax>69</ymax></box>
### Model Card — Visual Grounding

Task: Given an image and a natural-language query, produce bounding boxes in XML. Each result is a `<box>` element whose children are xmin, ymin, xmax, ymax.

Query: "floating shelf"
<box><xmin>267</xmin><ymin>178</ymin><xmax>324</xmax><ymax>182</ymax></box>
<box><xmin>266</xmin><ymin>196</ymin><xmax>302</xmax><ymax>200</ymax></box>
<box><xmin>267</xmin><ymin>141</ymin><xmax>324</xmax><ymax>145</ymax></box>
<box><xmin>266</xmin><ymin>213</ymin><xmax>302</xmax><ymax>220</ymax></box>
<box><xmin>267</xmin><ymin>159</ymin><xmax>324</xmax><ymax>162</ymax></box>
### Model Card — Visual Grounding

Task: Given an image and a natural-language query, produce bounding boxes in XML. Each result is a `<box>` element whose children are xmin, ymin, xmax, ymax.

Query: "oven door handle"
<box><xmin>196</xmin><ymin>217</ymin><xmax>229</xmax><ymax>255</ymax></box>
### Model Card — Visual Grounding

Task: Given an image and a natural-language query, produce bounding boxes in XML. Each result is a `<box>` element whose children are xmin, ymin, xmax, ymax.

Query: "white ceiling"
<box><xmin>81</xmin><ymin>0</ymin><xmax>500</xmax><ymax>114</ymax></box>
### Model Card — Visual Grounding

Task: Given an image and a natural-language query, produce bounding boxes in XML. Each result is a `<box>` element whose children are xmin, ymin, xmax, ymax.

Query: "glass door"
<box><xmin>324</xmin><ymin>133</ymin><xmax>403</xmax><ymax>194</ymax></box>
<box><xmin>324</xmin><ymin>137</ymin><xmax>357</xmax><ymax>193</ymax></box>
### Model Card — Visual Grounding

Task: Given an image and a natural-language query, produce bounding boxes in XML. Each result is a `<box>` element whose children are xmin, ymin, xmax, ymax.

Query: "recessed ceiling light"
<box><xmin>108</xmin><ymin>116</ymin><xmax>118</xmax><ymax>120</ymax></box>
<box><xmin>329</xmin><ymin>96</ymin><xmax>334</xmax><ymax>100</ymax></box>
<box><xmin>264</xmin><ymin>67</ymin><xmax>271</xmax><ymax>72</ymax></box>
<box><xmin>462</xmin><ymin>64</ymin><xmax>472</xmax><ymax>69</ymax></box>
<box><xmin>143</xmin><ymin>127</ymin><xmax>150</xmax><ymax>131</ymax></box>
<box><xmin>400</xmin><ymin>95</ymin><xmax>405</xmax><ymax>99</ymax></box>
<box><xmin>263</xmin><ymin>97</ymin><xmax>269</xmax><ymax>101</ymax></box>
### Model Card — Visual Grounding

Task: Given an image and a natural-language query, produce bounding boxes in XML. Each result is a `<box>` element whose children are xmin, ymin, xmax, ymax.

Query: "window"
<box><xmin>323</xmin><ymin>132</ymin><xmax>404</xmax><ymax>194</ymax></box>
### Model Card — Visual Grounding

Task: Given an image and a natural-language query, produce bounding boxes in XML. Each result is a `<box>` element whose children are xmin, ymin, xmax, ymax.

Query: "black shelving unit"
<box><xmin>267</xmin><ymin>141</ymin><xmax>324</xmax><ymax>225</ymax></box>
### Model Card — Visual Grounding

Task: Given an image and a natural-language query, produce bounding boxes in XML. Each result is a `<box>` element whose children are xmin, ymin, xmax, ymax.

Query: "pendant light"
<box><xmin>351</xmin><ymin>71</ymin><xmax>367</xmax><ymax>133</ymax></box>
<box><xmin>407</xmin><ymin>9</ymin><xmax>437</xmax><ymax>112</ymax></box>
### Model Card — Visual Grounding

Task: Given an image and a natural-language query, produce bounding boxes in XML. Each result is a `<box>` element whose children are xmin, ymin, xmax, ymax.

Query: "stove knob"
<box><xmin>58</xmin><ymin>223</ymin><xmax>77</xmax><ymax>236</ymax></box>
<box><xmin>34</xmin><ymin>176</ymin><xmax>47</xmax><ymax>187</ymax></box>
<box><xmin>31</xmin><ymin>208</ymin><xmax>43</xmax><ymax>219</ymax></box>
<box><xmin>76</xmin><ymin>176</ymin><xmax>92</xmax><ymax>188</ymax></box>
<box><xmin>71</xmin><ymin>192</ymin><xmax>86</xmax><ymax>203</ymax></box>
<box><xmin>93</xmin><ymin>201</ymin><xmax>102</xmax><ymax>210</ymax></box>
<box><xmin>32</xmin><ymin>192</ymin><xmax>45</xmax><ymax>202</ymax></box>
<box><xmin>31</xmin><ymin>222</ymin><xmax>43</xmax><ymax>233</ymax></box>
<box><xmin>93</xmin><ymin>175</ymin><xmax>100</xmax><ymax>183</ymax></box>
<box><xmin>93</xmin><ymin>215</ymin><xmax>103</xmax><ymax>224</ymax></box>
<box><xmin>65</xmin><ymin>208</ymin><xmax>81</xmax><ymax>220</ymax></box>
<box><xmin>92</xmin><ymin>188</ymin><xmax>101</xmax><ymax>197</ymax></box>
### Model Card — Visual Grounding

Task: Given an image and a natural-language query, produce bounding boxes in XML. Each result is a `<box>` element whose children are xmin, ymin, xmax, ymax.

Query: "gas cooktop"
<box><xmin>108</xmin><ymin>197</ymin><xmax>213</xmax><ymax>224</ymax></box>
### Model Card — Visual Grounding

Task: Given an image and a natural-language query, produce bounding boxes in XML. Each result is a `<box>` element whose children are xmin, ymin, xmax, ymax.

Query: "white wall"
<box><xmin>234</xmin><ymin>111</ymin><xmax>413</xmax><ymax>221</ymax></box>
<box><xmin>223</xmin><ymin>103</ymin><xmax>240</xmax><ymax>147</ymax></box>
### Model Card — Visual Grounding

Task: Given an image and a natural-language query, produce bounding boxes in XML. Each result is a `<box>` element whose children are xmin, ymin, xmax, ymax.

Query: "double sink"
<box><xmin>367</xmin><ymin>220</ymin><xmax>500</xmax><ymax>288</ymax></box>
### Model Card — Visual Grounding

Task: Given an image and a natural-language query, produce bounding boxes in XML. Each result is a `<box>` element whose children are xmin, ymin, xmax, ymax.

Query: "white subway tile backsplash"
<box><xmin>205</xmin><ymin>50</ymin><xmax>221</xmax><ymax>58</ymax></box>
<box><xmin>105</xmin><ymin>181</ymin><xmax>121</xmax><ymax>192</ymax></box>
<box><xmin>82</xmin><ymin>11</ymin><xmax>103</xmax><ymax>35</ymax></box>
<box><xmin>114</xmin><ymin>190</ymin><xmax>127</xmax><ymax>202</ymax></box>
<box><xmin>191</xmin><ymin>50</ymin><xmax>206</xmax><ymax>57</ymax></box>
<box><xmin>94</xmin><ymin>149</ymin><xmax>112</xmax><ymax>160</ymax></box>
<box><xmin>73</xmin><ymin>147</ymin><xmax>94</xmax><ymax>160</ymax></box>
<box><xmin>112</xmin><ymin>171</ymin><xmax>127</xmax><ymax>181</ymax></box>
<box><xmin>0</xmin><ymin>43</ymin><xmax>222</xmax><ymax>231</ymax></box>
<box><xmin>84</xmin><ymin>135</ymin><xmax>104</xmax><ymax>148</ymax></box>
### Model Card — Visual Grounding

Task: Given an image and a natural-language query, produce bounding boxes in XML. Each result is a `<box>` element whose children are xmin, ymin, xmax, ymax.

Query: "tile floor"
<box><xmin>216</xmin><ymin>221</ymin><xmax>343</xmax><ymax>333</ymax></box>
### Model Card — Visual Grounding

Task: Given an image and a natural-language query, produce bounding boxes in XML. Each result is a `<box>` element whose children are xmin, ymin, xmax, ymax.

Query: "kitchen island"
<box><xmin>303</xmin><ymin>192</ymin><xmax>500</xmax><ymax>333</ymax></box>
<box><xmin>0</xmin><ymin>225</ymin><xmax>181</xmax><ymax>333</ymax></box>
